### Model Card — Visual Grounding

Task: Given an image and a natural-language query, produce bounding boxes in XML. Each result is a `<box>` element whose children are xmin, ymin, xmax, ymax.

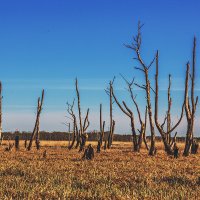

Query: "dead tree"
<box><xmin>35</xmin><ymin>98</ymin><xmax>41</xmax><ymax>150</ymax></box>
<box><xmin>67</xmin><ymin>99</ymin><xmax>78</xmax><ymax>150</ymax></box>
<box><xmin>143</xmin><ymin>106</ymin><xmax>149</xmax><ymax>151</ymax></box>
<box><xmin>79</xmin><ymin>108</ymin><xmax>90</xmax><ymax>151</ymax></box>
<box><xmin>167</xmin><ymin>74</ymin><xmax>172</xmax><ymax>144</ymax></box>
<box><xmin>183</xmin><ymin>37</ymin><xmax>199</xmax><ymax>156</ymax></box>
<box><xmin>24</xmin><ymin>139</ymin><xmax>27</xmax><ymax>149</ymax></box>
<box><xmin>191</xmin><ymin>140</ymin><xmax>199</xmax><ymax>154</ymax></box>
<box><xmin>68</xmin><ymin>123</ymin><xmax>71</xmax><ymax>146</ymax></box>
<box><xmin>155</xmin><ymin>51</ymin><xmax>185</xmax><ymax>155</ymax></box>
<box><xmin>105</xmin><ymin>78</ymin><xmax>115</xmax><ymax>149</ymax></box>
<box><xmin>0</xmin><ymin>82</ymin><xmax>3</xmax><ymax>145</ymax></box>
<box><xmin>35</xmin><ymin>123</ymin><xmax>40</xmax><ymax>150</ymax></box>
<box><xmin>82</xmin><ymin>144</ymin><xmax>94</xmax><ymax>160</ymax></box>
<box><xmin>112</xmin><ymin>77</ymin><xmax>149</xmax><ymax>152</ymax></box>
<box><xmin>27</xmin><ymin>89</ymin><xmax>44</xmax><ymax>151</ymax></box>
<box><xmin>125</xmin><ymin>22</ymin><xmax>156</xmax><ymax>155</ymax></box>
<box><xmin>15</xmin><ymin>135</ymin><xmax>20</xmax><ymax>150</ymax></box>
<box><xmin>97</xmin><ymin>140</ymin><xmax>101</xmax><ymax>153</ymax></box>
<box><xmin>75</xmin><ymin>78</ymin><xmax>90</xmax><ymax>151</ymax></box>
<box><xmin>173</xmin><ymin>143</ymin><xmax>179</xmax><ymax>159</ymax></box>
<box><xmin>99</xmin><ymin>104</ymin><xmax>105</xmax><ymax>145</ymax></box>
<box><xmin>76</xmin><ymin>78</ymin><xmax>83</xmax><ymax>137</ymax></box>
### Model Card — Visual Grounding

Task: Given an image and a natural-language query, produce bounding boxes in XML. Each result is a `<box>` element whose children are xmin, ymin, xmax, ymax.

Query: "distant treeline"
<box><xmin>2</xmin><ymin>131</ymin><xmax>199</xmax><ymax>142</ymax></box>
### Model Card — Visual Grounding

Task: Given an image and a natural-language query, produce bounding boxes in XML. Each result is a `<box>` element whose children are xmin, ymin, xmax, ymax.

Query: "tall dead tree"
<box><xmin>0</xmin><ymin>82</ymin><xmax>3</xmax><ymax>145</ymax></box>
<box><xmin>67</xmin><ymin>99</ymin><xmax>78</xmax><ymax>150</ymax></box>
<box><xmin>167</xmin><ymin>74</ymin><xmax>172</xmax><ymax>144</ymax></box>
<box><xmin>99</xmin><ymin>104</ymin><xmax>105</xmax><ymax>146</ymax></box>
<box><xmin>183</xmin><ymin>37</ymin><xmax>199</xmax><ymax>156</ymax></box>
<box><xmin>35</xmin><ymin>98</ymin><xmax>41</xmax><ymax>150</ymax></box>
<box><xmin>76</xmin><ymin>78</ymin><xmax>83</xmax><ymax>137</ymax></box>
<box><xmin>112</xmin><ymin>77</ymin><xmax>149</xmax><ymax>152</ymax></box>
<box><xmin>155</xmin><ymin>51</ymin><xmax>185</xmax><ymax>155</ymax></box>
<box><xmin>68</xmin><ymin>123</ymin><xmax>71</xmax><ymax>147</ymax></box>
<box><xmin>125</xmin><ymin>22</ymin><xmax>156</xmax><ymax>155</ymax></box>
<box><xmin>79</xmin><ymin>108</ymin><xmax>90</xmax><ymax>151</ymax></box>
<box><xmin>27</xmin><ymin>89</ymin><xmax>44</xmax><ymax>151</ymax></box>
<box><xmin>75</xmin><ymin>78</ymin><xmax>90</xmax><ymax>151</ymax></box>
<box><xmin>105</xmin><ymin>78</ymin><xmax>115</xmax><ymax>149</ymax></box>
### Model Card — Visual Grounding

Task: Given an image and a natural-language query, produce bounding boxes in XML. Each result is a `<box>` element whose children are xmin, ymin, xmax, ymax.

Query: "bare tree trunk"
<box><xmin>107</xmin><ymin>81</ymin><xmax>113</xmax><ymax>149</ymax></box>
<box><xmin>143</xmin><ymin>106</ymin><xmax>149</xmax><ymax>150</ymax></box>
<box><xmin>145</xmin><ymin>72</ymin><xmax>156</xmax><ymax>155</ymax></box>
<box><xmin>68</xmin><ymin>123</ymin><xmax>71</xmax><ymax>147</ymax></box>
<box><xmin>35</xmin><ymin>117</ymin><xmax>40</xmax><ymax>150</ymax></box>
<box><xmin>167</xmin><ymin>74</ymin><xmax>172</xmax><ymax>144</ymax></box>
<box><xmin>111</xmin><ymin>120</ymin><xmax>115</xmax><ymax>145</ymax></box>
<box><xmin>75</xmin><ymin>129</ymin><xmax>80</xmax><ymax>149</ymax></box>
<box><xmin>75</xmin><ymin>79</ymin><xmax>90</xmax><ymax>151</ymax></box>
<box><xmin>99</xmin><ymin>104</ymin><xmax>105</xmax><ymax>146</ymax></box>
<box><xmin>105</xmin><ymin>79</ymin><xmax>115</xmax><ymax>149</ymax></box>
<box><xmin>67</xmin><ymin>100</ymin><xmax>78</xmax><ymax>150</ymax></box>
<box><xmin>155</xmin><ymin>51</ymin><xmax>184</xmax><ymax>155</ymax></box>
<box><xmin>183</xmin><ymin>38</ymin><xmax>198</xmax><ymax>156</ymax></box>
<box><xmin>130</xmin><ymin>115</ymin><xmax>138</xmax><ymax>151</ymax></box>
<box><xmin>27</xmin><ymin>90</ymin><xmax>44</xmax><ymax>151</ymax></box>
<box><xmin>68</xmin><ymin>120</ymin><xmax>76</xmax><ymax>150</ymax></box>
<box><xmin>76</xmin><ymin>78</ymin><xmax>83</xmax><ymax>137</ymax></box>
<box><xmin>79</xmin><ymin>108</ymin><xmax>90</xmax><ymax>151</ymax></box>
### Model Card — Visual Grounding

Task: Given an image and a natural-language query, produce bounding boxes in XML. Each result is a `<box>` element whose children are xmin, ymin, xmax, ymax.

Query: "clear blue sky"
<box><xmin>0</xmin><ymin>0</ymin><xmax>200</xmax><ymax>135</ymax></box>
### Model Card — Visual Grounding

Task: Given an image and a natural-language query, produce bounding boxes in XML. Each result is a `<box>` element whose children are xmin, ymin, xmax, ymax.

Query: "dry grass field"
<box><xmin>0</xmin><ymin>141</ymin><xmax>199</xmax><ymax>200</ymax></box>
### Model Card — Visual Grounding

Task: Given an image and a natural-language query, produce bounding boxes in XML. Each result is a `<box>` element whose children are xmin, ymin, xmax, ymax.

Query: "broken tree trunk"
<box><xmin>76</xmin><ymin>78</ymin><xmax>83</xmax><ymax>137</ymax></box>
<box><xmin>183</xmin><ymin>38</ymin><xmax>198</xmax><ymax>156</ymax></box>
<box><xmin>143</xmin><ymin>107</ymin><xmax>149</xmax><ymax>151</ymax></box>
<box><xmin>107</xmin><ymin>81</ymin><xmax>113</xmax><ymax>149</ymax></box>
<box><xmin>75</xmin><ymin>78</ymin><xmax>90</xmax><ymax>151</ymax></box>
<box><xmin>68</xmin><ymin>123</ymin><xmax>71</xmax><ymax>147</ymax></box>
<box><xmin>154</xmin><ymin>51</ymin><xmax>184</xmax><ymax>155</ymax></box>
<box><xmin>167</xmin><ymin>74</ymin><xmax>172</xmax><ymax>144</ymax></box>
<box><xmin>105</xmin><ymin>78</ymin><xmax>115</xmax><ymax>149</ymax></box>
<box><xmin>35</xmin><ymin>98</ymin><xmax>41</xmax><ymax>150</ymax></box>
<box><xmin>27</xmin><ymin>89</ymin><xmax>44</xmax><ymax>151</ymax></box>
<box><xmin>79</xmin><ymin>108</ymin><xmax>90</xmax><ymax>151</ymax></box>
<box><xmin>67</xmin><ymin>100</ymin><xmax>78</xmax><ymax>150</ymax></box>
<box><xmin>99</xmin><ymin>104</ymin><xmax>105</xmax><ymax>146</ymax></box>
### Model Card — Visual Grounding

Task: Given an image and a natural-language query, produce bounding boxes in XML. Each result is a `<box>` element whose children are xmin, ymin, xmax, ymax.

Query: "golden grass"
<box><xmin>0</xmin><ymin>141</ymin><xmax>199</xmax><ymax>199</ymax></box>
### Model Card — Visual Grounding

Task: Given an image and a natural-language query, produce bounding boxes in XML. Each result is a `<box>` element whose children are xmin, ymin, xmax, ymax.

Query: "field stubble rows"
<box><xmin>0</xmin><ymin>141</ymin><xmax>199</xmax><ymax>199</ymax></box>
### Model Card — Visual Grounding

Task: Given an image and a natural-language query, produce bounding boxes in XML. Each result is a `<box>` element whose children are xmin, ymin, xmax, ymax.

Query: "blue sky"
<box><xmin>0</xmin><ymin>0</ymin><xmax>200</xmax><ymax>136</ymax></box>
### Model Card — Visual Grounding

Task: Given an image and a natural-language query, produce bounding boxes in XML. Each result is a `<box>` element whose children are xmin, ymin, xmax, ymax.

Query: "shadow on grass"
<box><xmin>159</xmin><ymin>176</ymin><xmax>195</xmax><ymax>187</ymax></box>
<box><xmin>0</xmin><ymin>168</ymin><xmax>25</xmax><ymax>177</ymax></box>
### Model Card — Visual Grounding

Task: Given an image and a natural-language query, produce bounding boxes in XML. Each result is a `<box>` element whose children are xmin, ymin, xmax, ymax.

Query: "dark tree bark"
<box><xmin>183</xmin><ymin>38</ymin><xmax>198</xmax><ymax>156</ymax></box>
<box><xmin>27</xmin><ymin>89</ymin><xmax>44</xmax><ymax>151</ymax></box>
<box><xmin>15</xmin><ymin>136</ymin><xmax>19</xmax><ymax>150</ymax></box>
<box><xmin>75</xmin><ymin>78</ymin><xmax>90</xmax><ymax>151</ymax></box>
<box><xmin>97</xmin><ymin>103</ymin><xmax>105</xmax><ymax>152</ymax></box>
<box><xmin>105</xmin><ymin>78</ymin><xmax>115</xmax><ymax>149</ymax></box>
<box><xmin>67</xmin><ymin>100</ymin><xmax>78</xmax><ymax>150</ymax></box>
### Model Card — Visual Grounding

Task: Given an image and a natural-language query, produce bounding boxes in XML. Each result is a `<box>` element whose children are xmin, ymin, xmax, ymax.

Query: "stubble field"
<box><xmin>0</xmin><ymin>141</ymin><xmax>199</xmax><ymax>200</ymax></box>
